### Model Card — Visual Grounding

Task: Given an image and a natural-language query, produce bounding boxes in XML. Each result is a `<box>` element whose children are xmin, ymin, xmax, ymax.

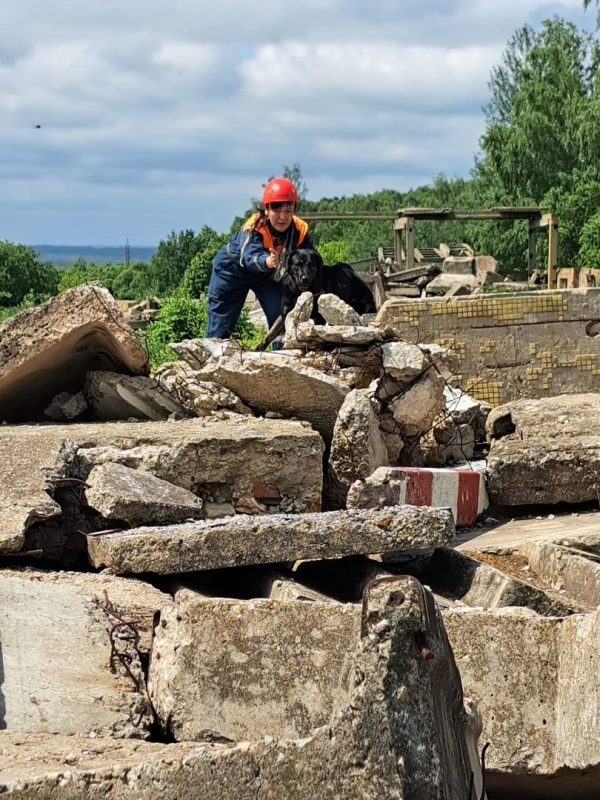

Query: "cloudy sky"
<box><xmin>0</xmin><ymin>0</ymin><xmax>592</xmax><ymax>246</ymax></box>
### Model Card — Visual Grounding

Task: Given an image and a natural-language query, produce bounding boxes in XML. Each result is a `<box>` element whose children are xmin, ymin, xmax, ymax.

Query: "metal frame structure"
<box><xmin>302</xmin><ymin>207</ymin><xmax>559</xmax><ymax>288</ymax></box>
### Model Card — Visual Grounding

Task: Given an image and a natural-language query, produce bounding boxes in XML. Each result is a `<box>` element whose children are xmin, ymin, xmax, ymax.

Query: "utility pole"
<box><xmin>125</xmin><ymin>237</ymin><xmax>131</xmax><ymax>266</ymax></box>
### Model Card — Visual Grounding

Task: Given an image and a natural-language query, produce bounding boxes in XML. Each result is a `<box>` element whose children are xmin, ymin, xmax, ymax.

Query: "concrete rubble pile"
<box><xmin>1</xmin><ymin>283</ymin><xmax>600</xmax><ymax>798</ymax></box>
<box><xmin>378</xmin><ymin>250</ymin><xmax>507</xmax><ymax>300</ymax></box>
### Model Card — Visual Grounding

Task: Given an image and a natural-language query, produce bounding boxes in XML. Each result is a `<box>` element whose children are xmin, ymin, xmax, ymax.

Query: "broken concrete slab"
<box><xmin>347</xmin><ymin>464</ymin><xmax>488</xmax><ymax>527</ymax></box>
<box><xmin>84</xmin><ymin>370</ymin><xmax>191</xmax><ymax>421</ymax></box>
<box><xmin>169</xmin><ymin>346</ymin><xmax>349</xmax><ymax>442</ymax></box>
<box><xmin>0</xmin><ymin>579</ymin><xmax>479</xmax><ymax>798</ymax></box>
<box><xmin>444</xmin><ymin>605</ymin><xmax>600</xmax><ymax>794</ymax></box>
<box><xmin>0</xmin><ymin>568</ymin><xmax>167</xmax><ymax>736</ymax></box>
<box><xmin>84</xmin><ymin>462</ymin><xmax>204</xmax><ymax>526</ymax></box>
<box><xmin>0</xmin><ymin>283</ymin><xmax>148</xmax><ymax>423</ymax></box>
<box><xmin>523</xmin><ymin>540</ymin><xmax>600</xmax><ymax>608</ymax></box>
<box><xmin>391</xmin><ymin>547</ymin><xmax>574</xmax><ymax>616</ymax></box>
<box><xmin>153</xmin><ymin>362</ymin><xmax>252</xmax><ymax>417</ymax></box>
<box><xmin>284</xmin><ymin>320</ymin><xmax>388</xmax><ymax>349</ymax></box>
<box><xmin>69</xmin><ymin>417</ymin><xmax>324</xmax><ymax>516</ymax></box>
<box><xmin>0</xmin><ymin>428</ymin><xmax>74</xmax><ymax>553</ymax></box>
<box><xmin>486</xmin><ymin>393</ymin><xmax>600</xmax><ymax>505</ymax></box>
<box><xmin>325</xmin><ymin>389</ymin><xmax>388</xmax><ymax>509</ymax></box>
<box><xmin>425</xmin><ymin>274</ymin><xmax>477</xmax><ymax>296</ymax></box>
<box><xmin>317</xmin><ymin>293</ymin><xmax>362</xmax><ymax>326</ymax></box>
<box><xmin>86</xmin><ymin>505</ymin><xmax>455</xmax><ymax>575</ymax></box>
<box><xmin>148</xmin><ymin>595</ymin><xmax>361</xmax><ymax>741</ymax></box>
<box><xmin>442</xmin><ymin>256</ymin><xmax>476</xmax><ymax>275</ymax></box>
<box><xmin>455</xmin><ymin>513</ymin><xmax>600</xmax><ymax>554</ymax></box>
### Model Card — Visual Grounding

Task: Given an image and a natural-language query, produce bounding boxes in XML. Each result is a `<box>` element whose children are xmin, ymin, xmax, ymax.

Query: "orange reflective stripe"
<box><xmin>242</xmin><ymin>213</ymin><xmax>309</xmax><ymax>251</ymax></box>
<box><xmin>294</xmin><ymin>216</ymin><xmax>309</xmax><ymax>246</ymax></box>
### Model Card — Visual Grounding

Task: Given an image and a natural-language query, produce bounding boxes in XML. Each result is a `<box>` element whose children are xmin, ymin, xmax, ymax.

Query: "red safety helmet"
<box><xmin>262</xmin><ymin>177</ymin><xmax>299</xmax><ymax>206</ymax></box>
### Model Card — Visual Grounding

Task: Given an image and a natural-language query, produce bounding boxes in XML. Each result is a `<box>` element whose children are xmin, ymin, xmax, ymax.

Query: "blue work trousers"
<box><xmin>205</xmin><ymin>254</ymin><xmax>283</xmax><ymax>339</ymax></box>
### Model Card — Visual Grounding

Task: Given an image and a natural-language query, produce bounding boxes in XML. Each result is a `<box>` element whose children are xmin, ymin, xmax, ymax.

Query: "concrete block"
<box><xmin>0</xmin><ymin>568</ymin><xmax>170</xmax><ymax>736</ymax></box>
<box><xmin>0</xmin><ymin>578</ymin><xmax>480</xmax><ymax>798</ymax></box>
<box><xmin>444</xmin><ymin>606</ymin><xmax>600</xmax><ymax>793</ymax></box>
<box><xmin>148</xmin><ymin>595</ymin><xmax>361</xmax><ymax>741</ymax></box>
<box><xmin>86</xmin><ymin>505</ymin><xmax>455</xmax><ymax>575</ymax></box>
<box><xmin>487</xmin><ymin>393</ymin><xmax>600</xmax><ymax>505</ymax></box>
<box><xmin>0</xmin><ymin>283</ymin><xmax>148</xmax><ymax>424</ymax></box>
<box><xmin>347</xmin><ymin>464</ymin><xmax>488</xmax><ymax>526</ymax></box>
<box><xmin>84</xmin><ymin>462</ymin><xmax>204</xmax><ymax>526</ymax></box>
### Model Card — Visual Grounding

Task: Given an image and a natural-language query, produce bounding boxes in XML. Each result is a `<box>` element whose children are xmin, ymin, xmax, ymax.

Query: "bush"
<box><xmin>142</xmin><ymin>293</ymin><xmax>265</xmax><ymax>369</ymax></box>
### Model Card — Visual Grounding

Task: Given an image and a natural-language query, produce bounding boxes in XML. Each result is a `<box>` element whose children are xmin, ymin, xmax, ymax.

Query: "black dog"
<box><xmin>256</xmin><ymin>248</ymin><xmax>376</xmax><ymax>350</ymax></box>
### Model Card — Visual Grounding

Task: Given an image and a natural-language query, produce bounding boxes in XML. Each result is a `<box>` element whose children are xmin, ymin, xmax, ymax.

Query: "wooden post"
<box><xmin>405</xmin><ymin>216</ymin><xmax>415</xmax><ymax>270</ymax></box>
<box><xmin>546</xmin><ymin>214</ymin><xmax>558</xmax><ymax>289</ymax></box>
<box><xmin>394</xmin><ymin>226</ymin><xmax>403</xmax><ymax>266</ymax></box>
<box><xmin>528</xmin><ymin>224</ymin><xmax>536</xmax><ymax>276</ymax></box>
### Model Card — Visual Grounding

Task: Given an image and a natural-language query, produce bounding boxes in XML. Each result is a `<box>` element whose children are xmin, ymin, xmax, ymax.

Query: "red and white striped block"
<box><xmin>390</xmin><ymin>465</ymin><xmax>488</xmax><ymax>527</ymax></box>
<box><xmin>347</xmin><ymin>464</ymin><xmax>489</xmax><ymax>527</ymax></box>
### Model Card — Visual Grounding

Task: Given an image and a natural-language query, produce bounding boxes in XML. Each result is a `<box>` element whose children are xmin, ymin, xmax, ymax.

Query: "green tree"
<box><xmin>317</xmin><ymin>240</ymin><xmax>350</xmax><ymax>264</ymax></box>
<box><xmin>181</xmin><ymin>228</ymin><xmax>228</xmax><ymax>297</ymax></box>
<box><xmin>0</xmin><ymin>241</ymin><xmax>59</xmax><ymax>306</ymax></box>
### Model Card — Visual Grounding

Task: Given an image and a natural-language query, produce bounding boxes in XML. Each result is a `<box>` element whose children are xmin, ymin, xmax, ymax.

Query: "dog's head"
<box><xmin>286</xmin><ymin>248</ymin><xmax>323</xmax><ymax>292</ymax></box>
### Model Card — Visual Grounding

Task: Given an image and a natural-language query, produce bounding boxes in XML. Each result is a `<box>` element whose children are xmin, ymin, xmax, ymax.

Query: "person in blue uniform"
<box><xmin>205</xmin><ymin>177</ymin><xmax>313</xmax><ymax>339</ymax></box>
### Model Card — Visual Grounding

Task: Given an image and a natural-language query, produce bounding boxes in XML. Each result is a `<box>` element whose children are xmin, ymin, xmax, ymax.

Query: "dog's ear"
<box><xmin>312</xmin><ymin>249</ymin><xmax>324</xmax><ymax>269</ymax></box>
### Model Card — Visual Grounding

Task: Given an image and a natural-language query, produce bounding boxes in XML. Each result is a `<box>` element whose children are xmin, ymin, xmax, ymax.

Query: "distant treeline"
<box><xmin>34</xmin><ymin>245</ymin><xmax>157</xmax><ymax>267</ymax></box>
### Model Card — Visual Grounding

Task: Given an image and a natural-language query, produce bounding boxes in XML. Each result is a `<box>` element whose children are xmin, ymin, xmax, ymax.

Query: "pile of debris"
<box><xmin>376</xmin><ymin>248</ymin><xmax>508</xmax><ymax>300</ymax></box>
<box><xmin>2</xmin><ymin>282</ymin><xmax>600</xmax><ymax>799</ymax></box>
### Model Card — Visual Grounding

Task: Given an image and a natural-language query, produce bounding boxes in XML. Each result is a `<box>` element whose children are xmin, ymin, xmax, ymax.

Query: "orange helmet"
<box><xmin>262</xmin><ymin>177</ymin><xmax>299</xmax><ymax>205</ymax></box>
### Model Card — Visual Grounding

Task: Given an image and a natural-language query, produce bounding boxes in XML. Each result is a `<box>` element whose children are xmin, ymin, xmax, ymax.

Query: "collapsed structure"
<box><xmin>1</xmin><ymin>281</ymin><xmax>600</xmax><ymax>799</ymax></box>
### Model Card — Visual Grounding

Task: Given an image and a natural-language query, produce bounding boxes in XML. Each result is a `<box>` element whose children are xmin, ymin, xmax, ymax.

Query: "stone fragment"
<box><xmin>422</xmin><ymin>416</ymin><xmax>475</xmax><ymax>466</ymax></box>
<box><xmin>380</xmin><ymin>341</ymin><xmax>428</xmax><ymax>383</ymax></box>
<box><xmin>86</xmin><ymin>505</ymin><xmax>455</xmax><ymax>575</ymax></box>
<box><xmin>84</xmin><ymin>371</ymin><xmax>191</xmax><ymax>421</ymax></box>
<box><xmin>443</xmin><ymin>283</ymin><xmax>473</xmax><ymax>297</ymax></box>
<box><xmin>444</xmin><ymin>386</ymin><xmax>491</xmax><ymax>442</ymax></box>
<box><xmin>425</xmin><ymin>274</ymin><xmax>477</xmax><ymax>296</ymax></box>
<box><xmin>85</xmin><ymin>462</ymin><xmax>204</xmax><ymax>526</ymax></box>
<box><xmin>167</xmin><ymin>346</ymin><xmax>348</xmax><ymax>441</ymax></box>
<box><xmin>417</xmin><ymin>342</ymin><xmax>461</xmax><ymax>378</ymax></box>
<box><xmin>388</xmin><ymin>369</ymin><xmax>446</xmax><ymax>436</ymax></box>
<box><xmin>0</xmin><ymin>568</ymin><xmax>167</xmax><ymax>736</ymax></box>
<box><xmin>0</xmin><ymin>428</ymin><xmax>74</xmax><ymax>553</ymax></box>
<box><xmin>43</xmin><ymin>391</ymin><xmax>88</xmax><ymax>421</ymax></box>
<box><xmin>444</xmin><ymin>606</ymin><xmax>600</xmax><ymax>793</ymax></box>
<box><xmin>0</xmin><ymin>577</ymin><xmax>480</xmax><ymax>799</ymax></box>
<box><xmin>0</xmin><ymin>283</ymin><xmax>148</xmax><ymax>423</ymax></box>
<box><xmin>267</xmin><ymin>575</ymin><xmax>337</xmax><ymax>602</ymax></box>
<box><xmin>317</xmin><ymin>293</ymin><xmax>362</xmax><ymax>326</ymax></box>
<box><xmin>283</xmin><ymin>291</ymin><xmax>314</xmax><ymax>339</ymax></box>
<box><xmin>325</xmin><ymin>389</ymin><xmax>388</xmax><ymax>509</ymax></box>
<box><xmin>486</xmin><ymin>393</ymin><xmax>600</xmax><ymax>505</ymax></box>
<box><xmin>441</xmin><ymin>256</ymin><xmax>476</xmax><ymax>275</ymax></box>
<box><xmin>347</xmin><ymin>464</ymin><xmax>489</xmax><ymax>527</ymax></box>
<box><xmin>153</xmin><ymin>362</ymin><xmax>251</xmax><ymax>417</ymax></box>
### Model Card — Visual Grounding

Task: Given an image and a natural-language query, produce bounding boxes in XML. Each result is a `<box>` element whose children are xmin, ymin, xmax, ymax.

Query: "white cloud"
<box><xmin>0</xmin><ymin>0</ymin><xmax>592</xmax><ymax>244</ymax></box>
